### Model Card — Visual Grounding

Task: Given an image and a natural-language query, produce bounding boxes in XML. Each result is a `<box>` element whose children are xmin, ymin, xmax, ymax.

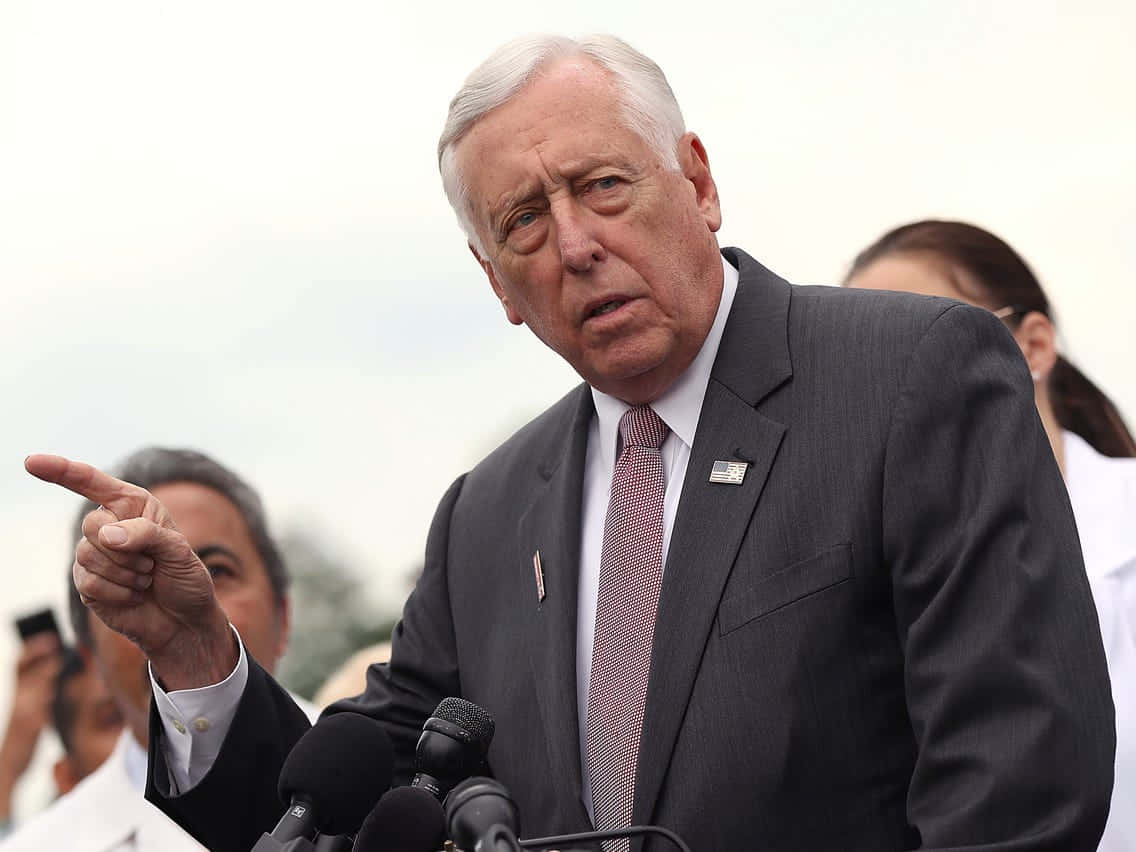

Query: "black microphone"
<box><xmin>445</xmin><ymin>776</ymin><xmax>521</xmax><ymax>852</ymax></box>
<box><xmin>411</xmin><ymin>697</ymin><xmax>495</xmax><ymax>800</ymax></box>
<box><xmin>251</xmin><ymin>712</ymin><xmax>394</xmax><ymax>851</ymax></box>
<box><xmin>352</xmin><ymin>786</ymin><xmax>447</xmax><ymax>852</ymax></box>
<box><xmin>350</xmin><ymin>699</ymin><xmax>491</xmax><ymax>852</ymax></box>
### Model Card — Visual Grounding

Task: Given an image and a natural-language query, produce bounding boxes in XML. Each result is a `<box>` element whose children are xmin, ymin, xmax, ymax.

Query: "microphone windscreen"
<box><xmin>354</xmin><ymin>786</ymin><xmax>446</xmax><ymax>852</ymax></box>
<box><xmin>277</xmin><ymin>711</ymin><xmax>395</xmax><ymax>835</ymax></box>
<box><xmin>434</xmin><ymin>697</ymin><xmax>495</xmax><ymax>747</ymax></box>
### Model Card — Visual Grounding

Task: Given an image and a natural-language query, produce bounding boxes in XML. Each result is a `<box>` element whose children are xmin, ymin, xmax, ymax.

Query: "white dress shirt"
<box><xmin>1063</xmin><ymin>430</ymin><xmax>1136</xmax><ymax>852</ymax></box>
<box><xmin>154</xmin><ymin>257</ymin><xmax>739</xmax><ymax>801</ymax></box>
<box><xmin>150</xmin><ymin>626</ymin><xmax>250</xmax><ymax>792</ymax></box>
<box><xmin>151</xmin><ymin>627</ymin><xmax>317</xmax><ymax>791</ymax></box>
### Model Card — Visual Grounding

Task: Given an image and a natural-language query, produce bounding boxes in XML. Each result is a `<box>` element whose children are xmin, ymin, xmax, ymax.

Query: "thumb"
<box><xmin>99</xmin><ymin>518</ymin><xmax>198</xmax><ymax>567</ymax></box>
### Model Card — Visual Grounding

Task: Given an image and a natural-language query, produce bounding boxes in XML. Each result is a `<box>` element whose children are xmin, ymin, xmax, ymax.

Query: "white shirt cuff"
<box><xmin>149</xmin><ymin>623</ymin><xmax>248</xmax><ymax>793</ymax></box>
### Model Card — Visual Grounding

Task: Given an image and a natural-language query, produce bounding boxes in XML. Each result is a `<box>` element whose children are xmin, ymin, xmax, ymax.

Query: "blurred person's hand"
<box><xmin>24</xmin><ymin>455</ymin><xmax>238</xmax><ymax>692</ymax></box>
<box><xmin>0</xmin><ymin>632</ymin><xmax>62</xmax><ymax>821</ymax></box>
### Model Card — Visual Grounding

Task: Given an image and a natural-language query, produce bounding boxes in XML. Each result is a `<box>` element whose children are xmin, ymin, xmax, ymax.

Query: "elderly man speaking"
<box><xmin>27</xmin><ymin>34</ymin><xmax>1113</xmax><ymax>852</ymax></box>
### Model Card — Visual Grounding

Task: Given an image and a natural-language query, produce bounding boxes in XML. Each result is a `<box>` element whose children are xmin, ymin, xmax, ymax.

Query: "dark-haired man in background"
<box><xmin>28</xmin><ymin>34</ymin><xmax>1115</xmax><ymax>852</ymax></box>
<box><xmin>5</xmin><ymin>447</ymin><xmax>302</xmax><ymax>851</ymax></box>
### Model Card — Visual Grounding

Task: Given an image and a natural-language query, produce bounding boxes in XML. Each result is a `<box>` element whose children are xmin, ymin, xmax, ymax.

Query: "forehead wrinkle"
<box><xmin>556</xmin><ymin>154</ymin><xmax>641</xmax><ymax>180</ymax></box>
<box><xmin>485</xmin><ymin>148</ymin><xmax>560</xmax><ymax>233</ymax></box>
<box><xmin>468</xmin><ymin>64</ymin><xmax>646</xmax><ymax>237</ymax></box>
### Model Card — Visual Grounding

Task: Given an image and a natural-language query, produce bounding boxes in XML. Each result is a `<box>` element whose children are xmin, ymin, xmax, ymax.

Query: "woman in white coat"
<box><xmin>845</xmin><ymin>219</ymin><xmax>1136</xmax><ymax>852</ymax></box>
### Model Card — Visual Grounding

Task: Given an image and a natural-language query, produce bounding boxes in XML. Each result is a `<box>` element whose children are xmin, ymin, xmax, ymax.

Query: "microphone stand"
<box><xmin>520</xmin><ymin>826</ymin><xmax>692</xmax><ymax>852</ymax></box>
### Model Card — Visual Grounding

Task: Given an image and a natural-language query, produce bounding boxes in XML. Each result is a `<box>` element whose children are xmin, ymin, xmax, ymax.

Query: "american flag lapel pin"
<box><xmin>533</xmin><ymin>550</ymin><xmax>546</xmax><ymax>603</ymax></box>
<box><xmin>709</xmin><ymin>459</ymin><xmax>748</xmax><ymax>485</ymax></box>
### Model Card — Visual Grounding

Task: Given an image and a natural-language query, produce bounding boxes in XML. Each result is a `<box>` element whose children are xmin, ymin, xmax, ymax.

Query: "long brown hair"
<box><xmin>848</xmin><ymin>220</ymin><xmax>1136</xmax><ymax>458</ymax></box>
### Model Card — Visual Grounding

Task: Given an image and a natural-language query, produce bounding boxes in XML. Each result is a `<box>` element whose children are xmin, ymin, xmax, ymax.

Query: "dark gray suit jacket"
<box><xmin>149</xmin><ymin>248</ymin><xmax>1114</xmax><ymax>851</ymax></box>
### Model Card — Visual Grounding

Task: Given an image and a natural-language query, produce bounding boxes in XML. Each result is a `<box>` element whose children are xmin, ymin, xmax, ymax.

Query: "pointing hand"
<box><xmin>25</xmin><ymin>454</ymin><xmax>237</xmax><ymax>690</ymax></box>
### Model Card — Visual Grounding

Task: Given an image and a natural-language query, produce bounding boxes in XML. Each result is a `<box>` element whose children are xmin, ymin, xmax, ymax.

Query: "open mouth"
<box><xmin>589</xmin><ymin>299</ymin><xmax>626</xmax><ymax>318</ymax></box>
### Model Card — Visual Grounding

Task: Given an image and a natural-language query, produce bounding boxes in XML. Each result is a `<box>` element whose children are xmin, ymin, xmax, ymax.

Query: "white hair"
<box><xmin>437</xmin><ymin>34</ymin><xmax>686</xmax><ymax>252</ymax></box>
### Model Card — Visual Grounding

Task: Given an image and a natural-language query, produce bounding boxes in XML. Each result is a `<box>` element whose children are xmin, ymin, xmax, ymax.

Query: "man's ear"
<box><xmin>1014</xmin><ymin>311</ymin><xmax>1059</xmax><ymax>381</ymax></box>
<box><xmin>677</xmin><ymin>132</ymin><xmax>721</xmax><ymax>233</ymax></box>
<box><xmin>469</xmin><ymin>242</ymin><xmax>524</xmax><ymax>326</ymax></box>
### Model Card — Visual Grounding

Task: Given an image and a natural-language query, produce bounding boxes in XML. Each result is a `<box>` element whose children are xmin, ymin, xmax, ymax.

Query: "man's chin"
<box><xmin>582</xmin><ymin>356</ymin><xmax>680</xmax><ymax>404</ymax></box>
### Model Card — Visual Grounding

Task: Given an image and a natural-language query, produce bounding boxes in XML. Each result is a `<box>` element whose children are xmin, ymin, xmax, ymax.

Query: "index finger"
<box><xmin>25</xmin><ymin>454</ymin><xmax>149</xmax><ymax>519</ymax></box>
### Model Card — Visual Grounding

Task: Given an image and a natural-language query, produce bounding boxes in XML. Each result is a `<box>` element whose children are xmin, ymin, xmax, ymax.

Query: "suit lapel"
<box><xmin>635</xmin><ymin>249</ymin><xmax>794</xmax><ymax>827</ymax></box>
<box><xmin>517</xmin><ymin>386</ymin><xmax>595</xmax><ymax>828</ymax></box>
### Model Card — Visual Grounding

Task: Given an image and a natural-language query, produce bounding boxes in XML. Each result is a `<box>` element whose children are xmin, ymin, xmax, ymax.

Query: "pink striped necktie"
<box><xmin>586</xmin><ymin>405</ymin><xmax>669</xmax><ymax>851</ymax></box>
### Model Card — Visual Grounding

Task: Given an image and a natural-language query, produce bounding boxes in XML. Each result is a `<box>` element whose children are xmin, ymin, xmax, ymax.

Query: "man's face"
<box><xmin>457</xmin><ymin>59</ymin><xmax>724</xmax><ymax>405</ymax></box>
<box><xmin>89</xmin><ymin>481</ymin><xmax>289</xmax><ymax>745</ymax></box>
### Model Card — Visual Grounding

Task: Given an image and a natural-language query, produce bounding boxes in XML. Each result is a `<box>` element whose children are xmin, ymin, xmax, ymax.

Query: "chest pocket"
<box><xmin>718</xmin><ymin>543</ymin><xmax>853</xmax><ymax>636</ymax></box>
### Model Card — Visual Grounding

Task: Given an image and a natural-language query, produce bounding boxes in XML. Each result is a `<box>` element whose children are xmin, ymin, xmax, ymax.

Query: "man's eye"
<box><xmin>592</xmin><ymin>176</ymin><xmax>620</xmax><ymax>191</ymax></box>
<box><xmin>511</xmin><ymin>211</ymin><xmax>538</xmax><ymax>230</ymax></box>
<box><xmin>206</xmin><ymin>564</ymin><xmax>233</xmax><ymax>579</ymax></box>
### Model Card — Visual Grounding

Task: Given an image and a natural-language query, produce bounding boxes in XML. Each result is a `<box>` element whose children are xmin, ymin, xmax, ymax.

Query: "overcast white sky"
<box><xmin>1</xmin><ymin>1</ymin><xmax>1133</xmax><ymax>806</ymax></box>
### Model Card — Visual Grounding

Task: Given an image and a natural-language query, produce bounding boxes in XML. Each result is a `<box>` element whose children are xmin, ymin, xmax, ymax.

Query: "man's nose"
<box><xmin>552</xmin><ymin>202</ymin><xmax>606</xmax><ymax>273</ymax></box>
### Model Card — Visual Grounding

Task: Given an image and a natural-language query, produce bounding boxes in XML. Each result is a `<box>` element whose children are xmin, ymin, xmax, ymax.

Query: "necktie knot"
<box><xmin>618</xmin><ymin>406</ymin><xmax>668</xmax><ymax>450</ymax></box>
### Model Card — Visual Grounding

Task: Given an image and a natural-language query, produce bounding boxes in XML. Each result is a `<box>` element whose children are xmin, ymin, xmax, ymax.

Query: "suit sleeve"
<box><xmin>146</xmin><ymin>474</ymin><xmax>469</xmax><ymax>850</ymax></box>
<box><xmin>882</xmin><ymin>304</ymin><xmax>1114</xmax><ymax>850</ymax></box>
<box><xmin>326</xmin><ymin>473</ymin><xmax>467</xmax><ymax>784</ymax></box>
<box><xmin>146</xmin><ymin>655</ymin><xmax>312</xmax><ymax>852</ymax></box>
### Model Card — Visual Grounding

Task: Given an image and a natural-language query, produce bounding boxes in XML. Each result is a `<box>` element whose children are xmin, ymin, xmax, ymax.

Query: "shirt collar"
<box><xmin>591</xmin><ymin>254</ymin><xmax>739</xmax><ymax>469</ymax></box>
